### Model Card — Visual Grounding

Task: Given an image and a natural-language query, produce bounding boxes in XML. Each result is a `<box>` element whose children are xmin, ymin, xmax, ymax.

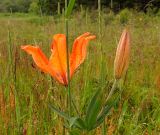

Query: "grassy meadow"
<box><xmin>0</xmin><ymin>9</ymin><xmax>160</xmax><ymax>134</ymax></box>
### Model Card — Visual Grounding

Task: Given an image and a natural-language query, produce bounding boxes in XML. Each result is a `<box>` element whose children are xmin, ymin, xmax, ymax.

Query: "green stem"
<box><xmin>98</xmin><ymin>0</ymin><xmax>101</xmax><ymax>39</ymax></box>
<box><xmin>63</xmin><ymin>1</ymin><xmax>70</xmax><ymax>134</ymax></box>
<box><xmin>106</xmin><ymin>79</ymin><xmax>118</xmax><ymax>101</ymax></box>
<box><xmin>111</xmin><ymin>0</ymin><xmax>113</xmax><ymax>9</ymax></box>
<box><xmin>98</xmin><ymin>0</ymin><xmax>106</xmax><ymax>134</ymax></box>
<box><xmin>65</xmin><ymin>0</ymin><xmax>68</xmax><ymax>11</ymax></box>
<box><xmin>65</xmin><ymin>12</ymin><xmax>72</xmax><ymax>118</ymax></box>
<box><xmin>58</xmin><ymin>2</ymin><xmax>61</xmax><ymax>15</ymax></box>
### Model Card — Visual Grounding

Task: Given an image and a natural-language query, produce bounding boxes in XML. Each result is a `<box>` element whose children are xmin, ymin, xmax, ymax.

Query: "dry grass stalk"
<box><xmin>155</xmin><ymin>75</ymin><xmax>160</xmax><ymax>90</ymax></box>
<box><xmin>96</xmin><ymin>127</ymin><xmax>101</xmax><ymax>135</ymax></box>
<box><xmin>0</xmin><ymin>87</ymin><xmax>6</xmax><ymax>121</ymax></box>
<box><xmin>9</xmin><ymin>85</ymin><xmax>15</xmax><ymax>111</ymax></box>
<box><xmin>107</xmin><ymin>119</ymin><xmax>115</xmax><ymax>135</ymax></box>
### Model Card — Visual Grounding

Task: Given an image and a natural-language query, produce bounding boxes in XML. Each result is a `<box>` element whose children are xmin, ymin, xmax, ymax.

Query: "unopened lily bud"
<box><xmin>114</xmin><ymin>29</ymin><xmax>130</xmax><ymax>79</ymax></box>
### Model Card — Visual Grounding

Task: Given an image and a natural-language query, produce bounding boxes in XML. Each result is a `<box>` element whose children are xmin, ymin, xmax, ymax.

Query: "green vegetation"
<box><xmin>0</xmin><ymin>8</ymin><xmax>160</xmax><ymax>134</ymax></box>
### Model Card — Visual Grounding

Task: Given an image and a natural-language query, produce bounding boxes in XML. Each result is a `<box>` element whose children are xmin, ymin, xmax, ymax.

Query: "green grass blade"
<box><xmin>65</xmin><ymin>0</ymin><xmax>76</xmax><ymax>18</ymax></box>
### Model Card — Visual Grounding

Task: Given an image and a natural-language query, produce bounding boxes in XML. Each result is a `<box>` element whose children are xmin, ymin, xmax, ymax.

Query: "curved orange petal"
<box><xmin>70</xmin><ymin>33</ymin><xmax>96</xmax><ymax>77</ymax></box>
<box><xmin>21</xmin><ymin>45</ymin><xmax>49</xmax><ymax>73</ymax></box>
<box><xmin>49</xmin><ymin>34</ymin><xmax>68</xmax><ymax>85</ymax></box>
<box><xmin>21</xmin><ymin>45</ymin><xmax>65</xmax><ymax>85</ymax></box>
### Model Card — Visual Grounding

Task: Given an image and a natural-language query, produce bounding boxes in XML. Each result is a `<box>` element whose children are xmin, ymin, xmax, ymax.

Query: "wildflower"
<box><xmin>21</xmin><ymin>32</ymin><xmax>96</xmax><ymax>86</ymax></box>
<box><xmin>114</xmin><ymin>29</ymin><xmax>130</xmax><ymax>79</ymax></box>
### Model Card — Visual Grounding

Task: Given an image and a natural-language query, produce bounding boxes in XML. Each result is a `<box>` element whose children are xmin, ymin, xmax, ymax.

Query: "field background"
<box><xmin>0</xmin><ymin>5</ymin><xmax>160</xmax><ymax>135</ymax></box>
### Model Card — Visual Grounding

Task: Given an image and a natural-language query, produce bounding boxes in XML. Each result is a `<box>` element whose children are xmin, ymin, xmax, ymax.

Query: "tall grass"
<box><xmin>0</xmin><ymin>9</ymin><xmax>160</xmax><ymax>134</ymax></box>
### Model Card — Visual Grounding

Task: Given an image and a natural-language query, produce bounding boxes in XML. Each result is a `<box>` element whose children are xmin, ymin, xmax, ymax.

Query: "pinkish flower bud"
<box><xmin>114</xmin><ymin>29</ymin><xmax>130</xmax><ymax>79</ymax></box>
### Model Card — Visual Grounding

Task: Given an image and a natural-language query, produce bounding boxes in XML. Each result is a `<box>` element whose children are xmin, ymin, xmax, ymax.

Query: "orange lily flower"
<box><xmin>21</xmin><ymin>32</ymin><xmax>96</xmax><ymax>86</ymax></box>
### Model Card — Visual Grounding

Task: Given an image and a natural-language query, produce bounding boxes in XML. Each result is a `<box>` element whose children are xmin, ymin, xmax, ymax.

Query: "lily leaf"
<box><xmin>85</xmin><ymin>90</ymin><xmax>102</xmax><ymax>130</ymax></box>
<box><xmin>49</xmin><ymin>104</ymin><xmax>86</xmax><ymax>130</ymax></box>
<box><xmin>92</xmin><ymin>90</ymin><xmax>120</xmax><ymax>129</ymax></box>
<box><xmin>48</xmin><ymin>104</ymin><xmax>70</xmax><ymax>121</ymax></box>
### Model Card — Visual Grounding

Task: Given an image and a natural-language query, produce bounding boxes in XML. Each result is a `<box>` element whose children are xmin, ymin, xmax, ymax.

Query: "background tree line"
<box><xmin>0</xmin><ymin>0</ymin><xmax>160</xmax><ymax>14</ymax></box>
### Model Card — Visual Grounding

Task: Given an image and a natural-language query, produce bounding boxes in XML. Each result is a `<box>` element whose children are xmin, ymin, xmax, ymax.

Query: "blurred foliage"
<box><xmin>0</xmin><ymin>0</ymin><xmax>160</xmax><ymax>15</ymax></box>
<box><xmin>118</xmin><ymin>8</ymin><xmax>132</xmax><ymax>24</ymax></box>
<box><xmin>0</xmin><ymin>0</ymin><xmax>31</xmax><ymax>13</ymax></box>
<box><xmin>28</xmin><ymin>1</ymin><xmax>39</xmax><ymax>15</ymax></box>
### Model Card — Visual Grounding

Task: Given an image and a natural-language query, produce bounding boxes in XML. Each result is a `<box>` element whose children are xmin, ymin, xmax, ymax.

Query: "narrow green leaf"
<box><xmin>49</xmin><ymin>104</ymin><xmax>86</xmax><ymax>130</ymax></box>
<box><xmin>65</xmin><ymin>0</ymin><xmax>76</xmax><ymax>18</ymax></box>
<box><xmin>88</xmin><ymin>99</ymin><xmax>101</xmax><ymax>130</ymax></box>
<box><xmin>48</xmin><ymin>104</ymin><xmax>70</xmax><ymax>121</ymax></box>
<box><xmin>86</xmin><ymin>91</ymin><xmax>99</xmax><ymax>118</ymax></box>
<box><xmin>85</xmin><ymin>90</ymin><xmax>102</xmax><ymax>130</ymax></box>
<box><xmin>93</xmin><ymin>91</ymin><xmax>120</xmax><ymax>129</ymax></box>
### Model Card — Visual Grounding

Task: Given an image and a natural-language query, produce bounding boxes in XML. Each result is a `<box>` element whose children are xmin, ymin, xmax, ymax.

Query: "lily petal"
<box><xmin>49</xmin><ymin>34</ymin><xmax>68</xmax><ymax>85</ymax></box>
<box><xmin>21</xmin><ymin>45</ymin><xmax>64</xmax><ymax>84</ymax></box>
<box><xmin>21</xmin><ymin>45</ymin><xmax>49</xmax><ymax>73</ymax></box>
<box><xmin>70</xmin><ymin>33</ymin><xmax>96</xmax><ymax>77</ymax></box>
